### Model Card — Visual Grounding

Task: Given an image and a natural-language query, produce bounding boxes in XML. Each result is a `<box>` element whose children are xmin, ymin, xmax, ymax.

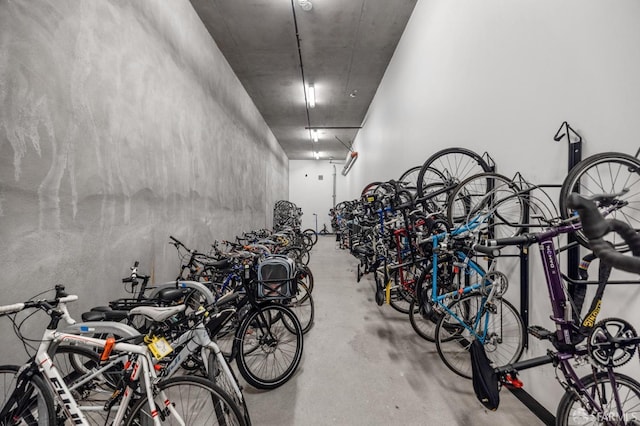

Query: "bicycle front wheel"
<box><xmin>235</xmin><ymin>304</ymin><xmax>304</xmax><ymax>390</ymax></box>
<box><xmin>556</xmin><ymin>372</ymin><xmax>640</xmax><ymax>426</ymax></box>
<box><xmin>125</xmin><ymin>375</ymin><xmax>245</xmax><ymax>425</ymax></box>
<box><xmin>559</xmin><ymin>152</ymin><xmax>640</xmax><ymax>249</ymax></box>
<box><xmin>435</xmin><ymin>294</ymin><xmax>524</xmax><ymax>379</ymax></box>
<box><xmin>0</xmin><ymin>365</ymin><xmax>56</xmax><ymax>426</ymax></box>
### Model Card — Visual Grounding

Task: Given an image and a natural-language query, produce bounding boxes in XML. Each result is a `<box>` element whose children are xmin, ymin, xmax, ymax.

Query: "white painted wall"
<box><xmin>337</xmin><ymin>0</ymin><xmax>640</xmax><ymax>416</ymax></box>
<box><xmin>289</xmin><ymin>160</ymin><xmax>349</xmax><ymax>232</ymax></box>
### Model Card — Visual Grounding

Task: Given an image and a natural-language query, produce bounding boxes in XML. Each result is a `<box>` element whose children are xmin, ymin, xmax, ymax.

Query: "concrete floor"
<box><xmin>243</xmin><ymin>235</ymin><xmax>545</xmax><ymax>426</ymax></box>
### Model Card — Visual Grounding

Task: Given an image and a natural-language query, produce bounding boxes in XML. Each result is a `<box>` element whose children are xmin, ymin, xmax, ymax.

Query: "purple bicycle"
<box><xmin>474</xmin><ymin>191</ymin><xmax>640</xmax><ymax>425</ymax></box>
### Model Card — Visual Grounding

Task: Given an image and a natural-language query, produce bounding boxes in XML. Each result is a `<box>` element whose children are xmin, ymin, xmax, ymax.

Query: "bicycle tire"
<box><xmin>302</xmin><ymin>228</ymin><xmax>318</xmax><ymax>246</ymax></box>
<box><xmin>398</xmin><ymin>166</ymin><xmax>422</xmax><ymax>193</ymax></box>
<box><xmin>559</xmin><ymin>152</ymin><xmax>640</xmax><ymax>249</ymax></box>
<box><xmin>50</xmin><ymin>345</ymin><xmax>128</xmax><ymax>423</ymax></box>
<box><xmin>284</xmin><ymin>281</ymin><xmax>314</xmax><ymax>334</ymax></box>
<box><xmin>408</xmin><ymin>269</ymin><xmax>440</xmax><ymax>342</ymax></box>
<box><xmin>0</xmin><ymin>364</ymin><xmax>56</xmax><ymax>426</ymax></box>
<box><xmin>387</xmin><ymin>269</ymin><xmax>418</xmax><ymax>315</ymax></box>
<box><xmin>555</xmin><ymin>372</ymin><xmax>640</xmax><ymax>426</ymax></box>
<box><xmin>235</xmin><ymin>304</ymin><xmax>303</xmax><ymax>390</ymax></box>
<box><xmin>446</xmin><ymin>172</ymin><xmax>526</xmax><ymax>239</ymax></box>
<box><xmin>125</xmin><ymin>375</ymin><xmax>245</xmax><ymax>425</ymax></box>
<box><xmin>435</xmin><ymin>294</ymin><xmax>524</xmax><ymax>379</ymax></box>
<box><xmin>299</xmin><ymin>265</ymin><xmax>314</xmax><ymax>294</ymax></box>
<box><xmin>207</xmin><ymin>352</ymin><xmax>251</xmax><ymax>426</ymax></box>
<box><xmin>416</xmin><ymin>148</ymin><xmax>492</xmax><ymax>212</ymax></box>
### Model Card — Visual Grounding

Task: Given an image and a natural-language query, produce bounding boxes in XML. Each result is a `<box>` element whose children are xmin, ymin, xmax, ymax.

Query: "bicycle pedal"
<box><xmin>528</xmin><ymin>325</ymin><xmax>553</xmax><ymax>340</ymax></box>
<box><xmin>503</xmin><ymin>374</ymin><xmax>524</xmax><ymax>389</ymax></box>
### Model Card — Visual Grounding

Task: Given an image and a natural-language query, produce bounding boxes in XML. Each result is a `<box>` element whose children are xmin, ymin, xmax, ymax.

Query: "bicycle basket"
<box><xmin>256</xmin><ymin>255</ymin><xmax>296</xmax><ymax>300</ymax></box>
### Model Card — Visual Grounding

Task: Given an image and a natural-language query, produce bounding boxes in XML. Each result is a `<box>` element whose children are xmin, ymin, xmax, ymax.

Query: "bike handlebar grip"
<box><xmin>486</xmin><ymin>234</ymin><xmax>536</xmax><ymax>246</ymax></box>
<box><xmin>0</xmin><ymin>302</ymin><xmax>25</xmax><ymax>314</ymax></box>
<box><xmin>589</xmin><ymin>237</ymin><xmax>640</xmax><ymax>274</ymax></box>
<box><xmin>58</xmin><ymin>295</ymin><xmax>78</xmax><ymax>304</ymax></box>
<box><xmin>472</xmin><ymin>244</ymin><xmax>501</xmax><ymax>257</ymax></box>
<box><xmin>565</xmin><ymin>193</ymin><xmax>610</xmax><ymax>240</ymax></box>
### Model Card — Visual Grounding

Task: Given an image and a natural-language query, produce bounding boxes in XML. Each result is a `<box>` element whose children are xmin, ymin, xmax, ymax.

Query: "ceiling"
<box><xmin>190</xmin><ymin>0</ymin><xmax>418</xmax><ymax>160</ymax></box>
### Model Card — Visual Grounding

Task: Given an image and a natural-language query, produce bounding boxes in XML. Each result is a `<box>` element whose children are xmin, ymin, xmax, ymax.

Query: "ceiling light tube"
<box><xmin>307</xmin><ymin>84</ymin><xmax>315</xmax><ymax>108</ymax></box>
<box><xmin>312</xmin><ymin>129</ymin><xmax>318</xmax><ymax>142</ymax></box>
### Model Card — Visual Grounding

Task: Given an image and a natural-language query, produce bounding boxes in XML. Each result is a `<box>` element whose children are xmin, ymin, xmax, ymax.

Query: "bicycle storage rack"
<box><xmin>513</xmin><ymin>122</ymin><xmax>640</xmax><ymax>349</ymax></box>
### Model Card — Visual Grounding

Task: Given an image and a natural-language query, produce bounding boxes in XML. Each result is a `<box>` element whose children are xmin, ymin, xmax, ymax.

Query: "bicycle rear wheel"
<box><xmin>556</xmin><ymin>372</ymin><xmax>640</xmax><ymax>426</ymax></box>
<box><xmin>398</xmin><ymin>166</ymin><xmax>422</xmax><ymax>195</ymax></box>
<box><xmin>446</xmin><ymin>172</ymin><xmax>525</xmax><ymax>239</ymax></box>
<box><xmin>125</xmin><ymin>375</ymin><xmax>245</xmax><ymax>425</ymax></box>
<box><xmin>435</xmin><ymin>294</ymin><xmax>524</xmax><ymax>379</ymax></box>
<box><xmin>284</xmin><ymin>281</ymin><xmax>314</xmax><ymax>334</ymax></box>
<box><xmin>207</xmin><ymin>353</ymin><xmax>251</xmax><ymax>426</ymax></box>
<box><xmin>417</xmin><ymin>148</ymin><xmax>492</xmax><ymax>212</ymax></box>
<box><xmin>0</xmin><ymin>365</ymin><xmax>55</xmax><ymax>425</ymax></box>
<box><xmin>235</xmin><ymin>304</ymin><xmax>303</xmax><ymax>390</ymax></box>
<box><xmin>560</xmin><ymin>152</ymin><xmax>640</xmax><ymax>249</ymax></box>
<box><xmin>50</xmin><ymin>345</ymin><xmax>125</xmax><ymax>424</ymax></box>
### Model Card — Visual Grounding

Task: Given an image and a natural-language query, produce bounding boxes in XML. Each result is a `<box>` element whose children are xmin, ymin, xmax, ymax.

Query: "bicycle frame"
<box><xmin>425</xmin><ymin>213</ymin><xmax>500</xmax><ymax>342</ymax></box>
<box><xmin>37</xmin><ymin>330</ymin><xmax>176</xmax><ymax>425</ymax></box>
<box><xmin>163</xmin><ymin>317</ymin><xmax>244</xmax><ymax>403</ymax></box>
<box><xmin>497</xmin><ymin>220</ymin><xmax>632</xmax><ymax>420</ymax></box>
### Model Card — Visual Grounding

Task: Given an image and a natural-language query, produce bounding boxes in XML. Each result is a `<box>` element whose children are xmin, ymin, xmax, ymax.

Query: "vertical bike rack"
<box><xmin>518</xmin><ymin>122</ymin><xmax>582</xmax><ymax>349</ymax></box>
<box><xmin>554</xmin><ymin>122</ymin><xmax>583</xmax><ymax>312</ymax></box>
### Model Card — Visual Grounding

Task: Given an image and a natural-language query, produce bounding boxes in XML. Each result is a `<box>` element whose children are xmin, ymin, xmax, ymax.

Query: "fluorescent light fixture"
<box><xmin>312</xmin><ymin>129</ymin><xmax>318</xmax><ymax>142</ymax></box>
<box><xmin>314</xmin><ymin>151</ymin><xmax>320</xmax><ymax>160</ymax></box>
<box><xmin>307</xmin><ymin>84</ymin><xmax>315</xmax><ymax>108</ymax></box>
<box><xmin>341</xmin><ymin>151</ymin><xmax>358</xmax><ymax>175</ymax></box>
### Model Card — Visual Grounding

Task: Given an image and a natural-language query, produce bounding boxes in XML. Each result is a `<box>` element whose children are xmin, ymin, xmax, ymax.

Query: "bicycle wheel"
<box><xmin>446</xmin><ymin>172</ymin><xmax>526</xmax><ymax>239</ymax></box>
<box><xmin>0</xmin><ymin>365</ymin><xmax>56</xmax><ymax>425</ymax></box>
<box><xmin>398</xmin><ymin>166</ymin><xmax>422</xmax><ymax>194</ymax></box>
<box><xmin>408</xmin><ymin>269</ymin><xmax>440</xmax><ymax>342</ymax></box>
<box><xmin>560</xmin><ymin>152</ymin><xmax>640</xmax><ymax>249</ymax></box>
<box><xmin>303</xmin><ymin>228</ymin><xmax>318</xmax><ymax>246</ymax></box>
<box><xmin>235</xmin><ymin>304</ymin><xmax>303</xmax><ymax>390</ymax></box>
<box><xmin>388</xmin><ymin>268</ymin><xmax>418</xmax><ymax>315</ymax></box>
<box><xmin>556</xmin><ymin>372</ymin><xmax>640</xmax><ymax>426</ymax></box>
<box><xmin>125</xmin><ymin>375</ymin><xmax>245</xmax><ymax>425</ymax></box>
<box><xmin>207</xmin><ymin>353</ymin><xmax>252</xmax><ymax>426</ymax></box>
<box><xmin>435</xmin><ymin>294</ymin><xmax>524</xmax><ymax>379</ymax></box>
<box><xmin>284</xmin><ymin>281</ymin><xmax>314</xmax><ymax>334</ymax></box>
<box><xmin>299</xmin><ymin>265</ymin><xmax>314</xmax><ymax>294</ymax></box>
<box><xmin>50</xmin><ymin>345</ymin><xmax>125</xmax><ymax>424</ymax></box>
<box><xmin>417</xmin><ymin>148</ymin><xmax>492</xmax><ymax>212</ymax></box>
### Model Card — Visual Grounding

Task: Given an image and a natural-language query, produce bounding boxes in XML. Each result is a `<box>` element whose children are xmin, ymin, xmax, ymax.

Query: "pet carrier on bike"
<box><xmin>256</xmin><ymin>255</ymin><xmax>296</xmax><ymax>300</ymax></box>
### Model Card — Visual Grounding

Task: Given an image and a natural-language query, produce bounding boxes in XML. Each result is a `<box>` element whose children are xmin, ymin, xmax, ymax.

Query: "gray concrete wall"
<box><xmin>0</xmin><ymin>0</ymin><xmax>288</xmax><ymax>361</ymax></box>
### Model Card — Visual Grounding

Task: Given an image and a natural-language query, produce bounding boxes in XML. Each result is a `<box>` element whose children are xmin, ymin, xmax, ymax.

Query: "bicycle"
<box><xmin>473</xmin><ymin>191</ymin><xmax>640</xmax><ymax>425</ymax></box>
<box><xmin>0</xmin><ymin>286</ymin><xmax>245</xmax><ymax>425</ymax></box>
<box><xmin>411</xmin><ymin>213</ymin><xmax>525</xmax><ymax>378</ymax></box>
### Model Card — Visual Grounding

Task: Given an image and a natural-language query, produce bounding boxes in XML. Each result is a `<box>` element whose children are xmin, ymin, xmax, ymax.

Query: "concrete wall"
<box><xmin>0</xmin><ymin>0</ymin><xmax>287</xmax><ymax>361</ymax></box>
<box><xmin>339</xmin><ymin>0</ymin><xmax>640</xmax><ymax>416</ymax></box>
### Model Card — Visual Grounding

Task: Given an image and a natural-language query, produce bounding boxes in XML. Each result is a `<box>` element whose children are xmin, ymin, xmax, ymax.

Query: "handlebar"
<box><xmin>471</xmin><ymin>244</ymin><xmax>501</xmax><ymax>257</ymax></box>
<box><xmin>484</xmin><ymin>234</ymin><xmax>539</xmax><ymax>247</ymax></box>
<box><xmin>566</xmin><ymin>192</ymin><xmax>640</xmax><ymax>274</ymax></box>
<box><xmin>0</xmin><ymin>294</ymin><xmax>78</xmax><ymax>316</ymax></box>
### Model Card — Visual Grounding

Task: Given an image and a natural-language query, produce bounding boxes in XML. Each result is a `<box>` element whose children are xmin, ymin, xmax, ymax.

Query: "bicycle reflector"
<box><xmin>100</xmin><ymin>337</ymin><xmax>116</xmax><ymax>361</ymax></box>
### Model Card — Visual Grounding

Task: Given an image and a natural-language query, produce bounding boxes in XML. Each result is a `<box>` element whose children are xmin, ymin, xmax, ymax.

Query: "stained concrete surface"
<box><xmin>243</xmin><ymin>235</ymin><xmax>545</xmax><ymax>426</ymax></box>
<box><xmin>0</xmin><ymin>1</ymin><xmax>287</xmax><ymax>363</ymax></box>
